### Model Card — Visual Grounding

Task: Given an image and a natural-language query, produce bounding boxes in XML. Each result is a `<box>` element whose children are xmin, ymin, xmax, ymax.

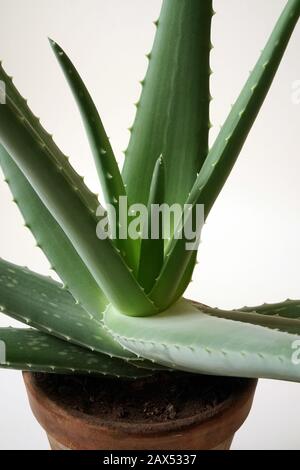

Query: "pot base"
<box><xmin>47</xmin><ymin>433</ymin><xmax>234</xmax><ymax>450</ymax></box>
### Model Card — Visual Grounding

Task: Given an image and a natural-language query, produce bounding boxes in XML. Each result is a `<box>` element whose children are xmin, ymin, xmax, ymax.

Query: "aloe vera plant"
<box><xmin>0</xmin><ymin>0</ymin><xmax>300</xmax><ymax>385</ymax></box>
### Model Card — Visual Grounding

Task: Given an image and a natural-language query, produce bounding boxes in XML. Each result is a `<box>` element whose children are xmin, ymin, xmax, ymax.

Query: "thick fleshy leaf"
<box><xmin>123</xmin><ymin>0</ymin><xmax>213</xmax><ymax>208</ymax></box>
<box><xmin>0</xmin><ymin>328</ymin><xmax>151</xmax><ymax>378</ymax></box>
<box><xmin>0</xmin><ymin>145</ymin><xmax>108</xmax><ymax>320</ymax></box>
<box><xmin>149</xmin><ymin>0</ymin><xmax>300</xmax><ymax>310</ymax></box>
<box><xmin>0</xmin><ymin>65</ymin><xmax>157</xmax><ymax>316</ymax></box>
<box><xmin>105</xmin><ymin>298</ymin><xmax>300</xmax><ymax>382</ymax></box>
<box><xmin>49</xmin><ymin>39</ymin><xmax>137</xmax><ymax>271</ymax></box>
<box><xmin>0</xmin><ymin>258</ymin><xmax>166</xmax><ymax>371</ymax></box>
<box><xmin>191</xmin><ymin>301</ymin><xmax>300</xmax><ymax>336</ymax></box>
<box><xmin>239</xmin><ymin>300</ymin><xmax>300</xmax><ymax>319</ymax></box>
<box><xmin>0</xmin><ymin>61</ymin><xmax>99</xmax><ymax>214</ymax></box>
<box><xmin>138</xmin><ymin>156</ymin><xmax>165</xmax><ymax>293</ymax></box>
<box><xmin>0</xmin><ymin>258</ymin><xmax>134</xmax><ymax>359</ymax></box>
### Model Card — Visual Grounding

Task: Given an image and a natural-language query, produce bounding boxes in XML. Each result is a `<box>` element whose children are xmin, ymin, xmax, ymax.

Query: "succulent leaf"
<box><xmin>0</xmin><ymin>258</ymin><xmax>166</xmax><ymax>372</ymax></box>
<box><xmin>189</xmin><ymin>0</ymin><xmax>300</xmax><ymax>218</ymax></box>
<box><xmin>49</xmin><ymin>39</ymin><xmax>137</xmax><ymax>270</ymax></box>
<box><xmin>149</xmin><ymin>0</ymin><xmax>300</xmax><ymax>310</ymax></box>
<box><xmin>0</xmin><ymin>61</ymin><xmax>99</xmax><ymax>214</ymax></box>
<box><xmin>0</xmin><ymin>145</ymin><xmax>108</xmax><ymax>320</ymax></box>
<box><xmin>0</xmin><ymin>257</ymin><xmax>135</xmax><ymax>358</ymax></box>
<box><xmin>0</xmin><ymin>328</ymin><xmax>151</xmax><ymax>377</ymax></box>
<box><xmin>105</xmin><ymin>298</ymin><xmax>300</xmax><ymax>382</ymax></box>
<box><xmin>0</xmin><ymin>74</ymin><xmax>157</xmax><ymax>316</ymax></box>
<box><xmin>238</xmin><ymin>300</ymin><xmax>300</xmax><ymax>319</ymax></box>
<box><xmin>191</xmin><ymin>301</ymin><xmax>300</xmax><ymax>336</ymax></box>
<box><xmin>123</xmin><ymin>0</ymin><xmax>213</xmax><ymax>208</ymax></box>
<box><xmin>138</xmin><ymin>155</ymin><xmax>165</xmax><ymax>293</ymax></box>
<box><xmin>173</xmin><ymin>252</ymin><xmax>198</xmax><ymax>303</ymax></box>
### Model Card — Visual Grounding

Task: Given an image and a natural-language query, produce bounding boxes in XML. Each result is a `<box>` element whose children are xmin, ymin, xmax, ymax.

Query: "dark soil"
<box><xmin>33</xmin><ymin>372</ymin><xmax>245</xmax><ymax>424</ymax></box>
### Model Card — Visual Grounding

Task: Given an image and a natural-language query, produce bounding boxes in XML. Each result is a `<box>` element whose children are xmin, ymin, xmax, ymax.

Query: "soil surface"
<box><xmin>33</xmin><ymin>372</ymin><xmax>245</xmax><ymax>424</ymax></box>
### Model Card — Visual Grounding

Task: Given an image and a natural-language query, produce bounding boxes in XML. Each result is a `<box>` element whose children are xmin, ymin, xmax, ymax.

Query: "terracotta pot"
<box><xmin>23</xmin><ymin>372</ymin><xmax>257</xmax><ymax>450</ymax></box>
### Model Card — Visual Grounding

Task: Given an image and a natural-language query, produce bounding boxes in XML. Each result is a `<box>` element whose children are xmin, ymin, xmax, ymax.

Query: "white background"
<box><xmin>0</xmin><ymin>0</ymin><xmax>300</xmax><ymax>449</ymax></box>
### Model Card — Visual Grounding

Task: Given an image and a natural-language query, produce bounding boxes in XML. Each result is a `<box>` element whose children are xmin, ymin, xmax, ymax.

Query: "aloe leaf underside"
<box><xmin>104</xmin><ymin>299</ymin><xmax>300</xmax><ymax>382</ymax></box>
<box><xmin>0</xmin><ymin>328</ymin><xmax>151</xmax><ymax>378</ymax></box>
<box><xmin>0</xmin><ymin>257</ymin><xmax>133</xmax><ymax>358</ymax></box>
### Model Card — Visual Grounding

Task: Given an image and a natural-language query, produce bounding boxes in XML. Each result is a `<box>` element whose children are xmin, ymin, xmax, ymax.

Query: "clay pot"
<box><xmin>23</xmin><ymin>372</ymin><xmax>257</xmax><ymax>450</ymax></box>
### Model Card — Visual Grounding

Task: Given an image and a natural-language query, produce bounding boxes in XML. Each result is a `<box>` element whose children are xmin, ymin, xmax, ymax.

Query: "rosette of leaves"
<box><xmin>0</xmin><ymin>0</ymin><xmax>300</xmax><ymax>382</ymax></box>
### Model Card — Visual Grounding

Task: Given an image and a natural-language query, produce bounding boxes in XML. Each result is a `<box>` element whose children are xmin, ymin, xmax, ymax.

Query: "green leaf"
<box><xmin>49</xmin><ymin>39</ymin><xmax>137</xmax><ymax>270</ymax></box>
<box><xmin>0</xmin><ymin>66</ymin><xmax>157</xmax><ymax>316</ymax></box>
<box><xmin>189</xmin><ymin>0</ymin><xmax>300</xmax><ymax>217</ymax></box>
<box><xmin>174</xmin><ymin>252</ymin><xmax>198</xmax><ymax>303</ymax></box>
<box><xmin>0</xmin><ymin>258</ymin><xmax>165</xmax><ymax>370</ymax></box>
<box><xmin>0</xmin><ymin>257</ymin><xmax>135</xmax><ymax>358</ymax></box>
<box><xmin>191</xmin><ymin>301</ymin><xmax>300</xmax><ymax>336</ymax></box>
<box><xmin>123</xmin><ymin>0</ymin><xmax>213</xmax><ymax>208</ymax></box>
<box><xmin>0</xmin><ymin>144</ymin><xmax>108</xmax><ymax>320</ymax></box>
<box><xmin>0</xmin><ymin>328</ymin><xmax>152</xmax><ymax>378</ymax></box>
<box><xmin>238</xmin><ymin>299</ymin><xmax>300</xmax><ymax>319</ymax></box>
<box><xmin>138</xmin><ymin>156</ymin><xmax>165</xmax><ymax>293</ymax></box>
<box><xmin>105</xmin><ymin>298</ymin><xmax>300</xmax><ymax>382</ymax></box>
<box><xmin>149</xmin><ymin>0</ymin><xmax>300</xmax><ymax>310</ymax></box>
<box><xmin>0</xmin><ymin>61</ymin><xmax>99</xmax><ymax>215</ymax></box>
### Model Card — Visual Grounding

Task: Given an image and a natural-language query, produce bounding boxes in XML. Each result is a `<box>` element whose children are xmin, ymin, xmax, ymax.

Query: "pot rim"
<box><xmin>23</xmin><ymin>371</ymin><xmax>257</xmax><ymax>436</ymax></box>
